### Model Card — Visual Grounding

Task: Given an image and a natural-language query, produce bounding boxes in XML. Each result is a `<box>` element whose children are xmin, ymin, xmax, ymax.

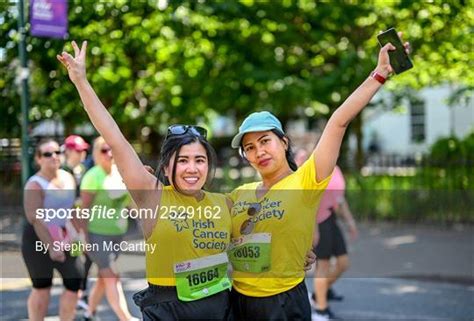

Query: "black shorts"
<box><xmin>86</xmin><ymin>233</ymin><xmax>122</xmax><ymax>270</ymax></box>
<box><xmin>133</xmin><ymin>284</ymin><xmax>231</xmax><ymax>321</ymax></box>
<box><xmin>314</xmin><ymin>214</ymin><xmax>347</xmax><ymax>260</ymax></box>
<box><xmin>21</xmin><ymin>223</ymin><xmax>84</xmax><ymax>292</ymax></box>
<box><xmin>231</xmin><ymin>280</ymin><xmax>311</xmax><ymax>321</ymax></box>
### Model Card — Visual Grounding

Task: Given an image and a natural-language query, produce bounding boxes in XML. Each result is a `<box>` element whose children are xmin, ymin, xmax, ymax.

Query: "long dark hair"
<box><xmin>155</xmin><ymin>133</ymin><xmax>217</xmax><ymax>192</ymax></box>
<box><xmin>239</xmin><ymin>129</ymin><xmax>298</xmax><ymax>171</ymax></box>
<box><xmin>271</xmin><ymin>129</ymin><xmax>298</xmax><ymax>171</ymax></box>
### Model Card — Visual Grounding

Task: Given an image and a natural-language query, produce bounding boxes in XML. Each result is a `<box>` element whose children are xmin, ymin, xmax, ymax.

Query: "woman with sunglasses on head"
<box><xmin>22</xmin><ymin>138</ymin><xmax>84</xmax><ymax>320</ymax></box>
<box><xmin>228</xmin><ymin>40</ymin><xmax>410</xmax><ymax>321</ymax></box>
<box><xmin>58</xmin><ymin>41</ymin><xmax>232</xmax><ymax>320</ymax></box>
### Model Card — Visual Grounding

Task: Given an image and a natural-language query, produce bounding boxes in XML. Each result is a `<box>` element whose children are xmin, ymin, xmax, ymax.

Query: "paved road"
<box><xmin>1</xmin><ymin>221</ymin><xmax>473</xmax><ymax>320</ymax></box>
<box><xmin>305</xmin><ymin>278</ymin><xmax>474</xmax><ymax>321</ymax></box>
<box><xmin>2</xmin><ymin>277</ymin><xmax>472</xmax><ymax>320</ymax></box>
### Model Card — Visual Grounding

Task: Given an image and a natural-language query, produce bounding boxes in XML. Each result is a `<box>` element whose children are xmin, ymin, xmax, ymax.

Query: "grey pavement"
<box><xmin>340</xmin><ymin>222</ymin><xmax>473</xmax><ymax>282</ymax></box>
<box><xmin>305</xmin><ymin>222</ymin><xmax>474</xmax><ymax>320</ymax></box>
<box><xmin>1</xmin><ymin>219</ymin><xmax>473</xmax><ymax>320</ymax></box>
<box><xmin>305</xmin><ymin>277</ymin><xmax>474</xmax><ymax>321</ymax></box>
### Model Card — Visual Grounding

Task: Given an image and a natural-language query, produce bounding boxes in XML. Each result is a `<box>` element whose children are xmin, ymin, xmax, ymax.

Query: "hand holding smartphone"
<box><xmin>377</xmin><ymin>28</ymin><xmax>413</xmax><ymax>74</ymax></box>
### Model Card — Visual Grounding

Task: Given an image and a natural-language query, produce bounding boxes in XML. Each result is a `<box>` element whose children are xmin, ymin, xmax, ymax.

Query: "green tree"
<box><xmin>1</xmin><ymin>0</ymin><xmax>472</xmax><ymax>161</ymax></box>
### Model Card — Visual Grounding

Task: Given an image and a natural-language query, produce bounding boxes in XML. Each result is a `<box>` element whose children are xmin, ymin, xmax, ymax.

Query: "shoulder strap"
<box><xmin>28</xmin><ymin>175</ymin><xmax>50</xmax><ymax>190</ymax></box>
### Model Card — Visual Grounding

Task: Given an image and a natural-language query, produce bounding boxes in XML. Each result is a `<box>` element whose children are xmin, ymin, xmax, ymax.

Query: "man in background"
<box><xmin>62</xmin><ymin>134</ymin><xmax>91</xmax><ymax>311</ymax></box>
<box><xmin>63</xmin><ymin>134</ymin><xmax>90</xmax><ymax>193</ymax></box>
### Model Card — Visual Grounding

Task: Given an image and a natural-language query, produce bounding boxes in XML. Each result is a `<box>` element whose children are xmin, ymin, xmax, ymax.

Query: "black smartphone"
<box><xmin>377</xmin><ymin>28</ymin><xmax>413</xmax><ymax>74</ymax></box>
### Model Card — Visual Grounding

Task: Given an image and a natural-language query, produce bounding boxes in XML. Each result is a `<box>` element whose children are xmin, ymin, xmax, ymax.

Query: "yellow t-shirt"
<box><xmin>146</xmin><ymin>186</ymin><xmax>232</xmax><ymax>286</ymax></box>
<box><xmin>228</xmin><ymin>154</ymin><xmax>331</xmax><ymax>296</ymax></box>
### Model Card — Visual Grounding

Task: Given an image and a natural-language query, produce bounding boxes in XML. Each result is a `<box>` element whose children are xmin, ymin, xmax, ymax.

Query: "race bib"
<box><xmin>174</xmin><ymin>252</ymin><xmax>231</xmax><ymax>302</ymax></box>
<box><xmin>228</xmin><ymin>233</ymin><xmax>271</xmax><ymax>273</ymax></box>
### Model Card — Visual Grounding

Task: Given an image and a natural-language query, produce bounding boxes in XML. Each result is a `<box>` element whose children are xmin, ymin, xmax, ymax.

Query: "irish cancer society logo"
<box><xmin>170</xmin><ymin>213</ymin><xmax>190</xmax><ymax>232</ymax></box>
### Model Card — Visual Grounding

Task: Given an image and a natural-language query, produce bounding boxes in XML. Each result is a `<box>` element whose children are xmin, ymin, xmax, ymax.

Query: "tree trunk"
<box><xmin>353</xmin><ymin>116</ymin><xmax>365</xmax><ymax>170</ymax></box>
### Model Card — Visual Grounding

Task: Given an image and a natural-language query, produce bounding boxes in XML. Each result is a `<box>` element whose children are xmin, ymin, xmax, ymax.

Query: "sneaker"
<box><xmin>83</xmin><ymin>311</ymin><xmax>100</xmax><ymax>321</ymax></box>
<box><xmin>313</xmin><ymin>308</ymin><xmax>329</xmax><ymax>321</ymax></box>
<box><xmin>327</xmin><ymin>288</ymin><xmax>344</xmax><ymax>301</ymax></box>
<box><xmin>76</xmin><ymin>295</ymin><xmax>89</xmax><ymax>311</ymax></box>
<box><xmin>313</xmin><ymin>307</ymin><xmax>337</xmax><ymax>321</ymax></box>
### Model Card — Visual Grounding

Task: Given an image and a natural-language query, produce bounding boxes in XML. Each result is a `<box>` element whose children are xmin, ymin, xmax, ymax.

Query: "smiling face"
<box><xmin>241</xmin><ymin>130</ymin><xmax>289</xmax><ymax>177</ymax></box>
<box><xmin>165</xmin><ymin>141</ymin><xmax>209</xmax><ymax>196</ymax></box>
<box><xmin>36</xmin><ymin>141</ymin><xmax>62</xmax><ymax>171</ymax></box>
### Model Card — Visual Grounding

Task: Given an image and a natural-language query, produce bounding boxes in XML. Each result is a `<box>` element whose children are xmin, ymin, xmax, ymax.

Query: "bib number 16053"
<box><xmin>232</xmin><ymin>245</ymin><xmax>260</xmax><ymax>258</ymax></box>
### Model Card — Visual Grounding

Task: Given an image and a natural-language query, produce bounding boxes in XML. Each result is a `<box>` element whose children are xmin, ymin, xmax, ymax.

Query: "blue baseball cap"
<box><xmin>231</xmin><ymin>111</ymin><xmax>284</xmax><ymax>148</ymax></box>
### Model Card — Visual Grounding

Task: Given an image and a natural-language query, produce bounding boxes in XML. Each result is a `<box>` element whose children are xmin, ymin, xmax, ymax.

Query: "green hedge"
<box><xmin>345</xmin><ymin>173</ymin><xmax>473</xmax><ymax>224</ymax></box>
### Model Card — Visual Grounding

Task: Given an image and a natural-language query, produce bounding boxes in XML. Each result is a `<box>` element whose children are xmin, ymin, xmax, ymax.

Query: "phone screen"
<box><xmin>377</xmin><ymin>28</ymin><xmax>413</xmax><ymax>74</ymax></box>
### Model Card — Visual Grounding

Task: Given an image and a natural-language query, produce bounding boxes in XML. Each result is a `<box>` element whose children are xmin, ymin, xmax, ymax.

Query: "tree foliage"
<box><xmin>1</xmin><ymin>0</ymin><xmax>472</xmax><ymax>141</ymax></box>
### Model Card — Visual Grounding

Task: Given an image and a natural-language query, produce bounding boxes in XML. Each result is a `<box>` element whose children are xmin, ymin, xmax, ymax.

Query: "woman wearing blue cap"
<box><xmin>227</xmin><ymin>40</ymin><xmax>410</xmax><ymax>320</ymax></box>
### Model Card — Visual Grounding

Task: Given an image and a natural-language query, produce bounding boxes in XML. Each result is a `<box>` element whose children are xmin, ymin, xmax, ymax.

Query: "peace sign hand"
<box><xmin>57</xmin><ymin>40</ymin><xmax>88</xmax><ymax>85</ymax></box>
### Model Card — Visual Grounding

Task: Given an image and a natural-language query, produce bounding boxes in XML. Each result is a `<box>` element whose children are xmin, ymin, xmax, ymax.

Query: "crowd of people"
<box><xmin>22</xmin><ymin>134</ymin><xmax>140</xmax><ymax>321</ymax></box>
<box><xmin>21</xmin><ymin>31</ymin><xmax>409</xmax><ymax>321</ymax></box>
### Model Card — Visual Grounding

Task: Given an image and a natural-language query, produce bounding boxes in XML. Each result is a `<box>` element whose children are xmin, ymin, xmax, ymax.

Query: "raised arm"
<box><xmin>313</xmin><ymin>37</ymin><xmax>409</xmax><ymax>181</ymax></box>
<box><xmin>57</xmin><ymin>41</ymin><xmax>156</xmax><ymax>194</ymax></box>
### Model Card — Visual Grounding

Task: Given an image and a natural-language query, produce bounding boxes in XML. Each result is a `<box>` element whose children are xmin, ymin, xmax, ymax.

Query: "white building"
<box><xmin>362</xmin><ymin>86</ymin><xmax>473</xmax><ymax>155</ymax></box>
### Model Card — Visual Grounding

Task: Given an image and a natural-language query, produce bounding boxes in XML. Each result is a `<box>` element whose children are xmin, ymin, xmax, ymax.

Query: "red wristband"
<box><xmin>370</xmin><ymin>71</ymin><xmax>386</xmax><ymax>84</ymax></box>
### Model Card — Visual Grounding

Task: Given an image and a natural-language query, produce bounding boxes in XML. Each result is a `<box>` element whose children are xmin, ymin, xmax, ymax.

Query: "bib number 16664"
<box><xmin>185</xmin><ymin>267</ymin><xmax>219</xmax><ymax>287</ymax></box>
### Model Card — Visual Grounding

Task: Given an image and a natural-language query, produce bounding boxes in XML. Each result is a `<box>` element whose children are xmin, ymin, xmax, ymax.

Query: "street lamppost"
<box><xmin>17</xmin><ymin>0</ymin><xmax>31</xmax><ymax>186</ymax></box>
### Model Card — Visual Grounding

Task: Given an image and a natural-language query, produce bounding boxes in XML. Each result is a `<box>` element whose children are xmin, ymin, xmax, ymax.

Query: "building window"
<box><xmin>410</xmin><ymin>100</ymin><xmax>425</xmax><ymax>143</ymax></box>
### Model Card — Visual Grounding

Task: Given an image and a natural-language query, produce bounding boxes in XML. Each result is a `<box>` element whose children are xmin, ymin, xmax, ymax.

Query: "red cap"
<box><xmin>64</xmin><ymin>135</ymin><xmax>89</xmax><ymax>152</ymax></box>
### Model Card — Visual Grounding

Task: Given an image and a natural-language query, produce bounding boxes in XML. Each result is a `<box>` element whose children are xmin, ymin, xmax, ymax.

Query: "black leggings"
<box><xmin>80</xmin><ymin>253</ymin><xmax>93</xmax><ymax>291</ymax></box>
<box><xmin>21</xmin><ymin>223</ymin><xmax>84</xmax><ymax>291</ymax></box>
<box><xmin>231</xmin><ymin>280</ymin><xmax>311</xmax><ymax>321</ymax></box>
<box><xmin>134</xmin><ymin>284</ymin><xmax>231</xmax><ymax>321</ymax></box>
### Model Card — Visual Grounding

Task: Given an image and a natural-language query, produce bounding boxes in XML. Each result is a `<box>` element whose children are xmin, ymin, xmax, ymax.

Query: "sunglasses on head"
<box><xmin>166</xmin><ymin>125</ymin><xmax>207</xmax><ymax>140</ymax></box>
<box><xmin>41</xmin><ymin>150</ymin><xmax>62</xmax><ymax>158</ymax></box>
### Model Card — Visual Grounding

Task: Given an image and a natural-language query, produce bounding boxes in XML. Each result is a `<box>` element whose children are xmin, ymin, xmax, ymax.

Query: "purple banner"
<box><xmin>30</xmin><ymin>0</ymin><xmax>68</xmax><ymax>39</ymax></box>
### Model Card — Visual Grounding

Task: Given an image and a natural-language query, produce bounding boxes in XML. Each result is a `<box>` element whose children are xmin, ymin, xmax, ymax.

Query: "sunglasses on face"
<box><xmin>240</xmin><ymin>203</ymin><xmax>262</xmax><ymax>235</ymax></box>
<box><xmin>41</xmin><ymin>151</ymin><xmax>62</xmax><ymax>158</ymax></box>
<box><xmin>166</xmin><ymin>125</ymin><xmax>207</xmax><ymax>140</ymax></box>
<box><xmin>100</xmin><ymin>147</ymin><xmax>112</xmax><ymax>154</ymax></box>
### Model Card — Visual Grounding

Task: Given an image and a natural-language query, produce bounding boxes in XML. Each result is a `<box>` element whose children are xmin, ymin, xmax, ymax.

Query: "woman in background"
<box><xmin>22</xmin><ymin>138</ymin><xmax>84</xmax><ymax>321</ymax></box>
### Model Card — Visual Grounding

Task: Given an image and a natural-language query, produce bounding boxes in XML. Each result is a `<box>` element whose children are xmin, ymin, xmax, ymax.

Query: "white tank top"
<box><xmin>27</xmin><ymin>170</ymin><xmax>76</xmax><ymax>227</ymax></box>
